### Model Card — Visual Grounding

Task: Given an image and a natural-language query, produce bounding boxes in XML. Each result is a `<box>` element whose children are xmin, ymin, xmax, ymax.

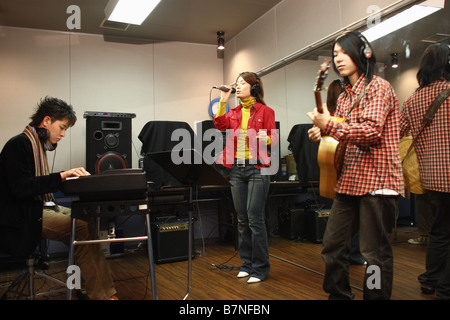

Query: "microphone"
<box><xmin>213</xmin><ymin>86</ymin><xmax>236</xmax><ymax>94</ymax></box>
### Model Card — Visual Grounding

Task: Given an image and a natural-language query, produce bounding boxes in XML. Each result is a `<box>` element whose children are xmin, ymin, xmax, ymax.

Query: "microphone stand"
<box><xmin>182</xmin><ymin>185</ymin><xmax>194</xmax><ymax>300</ymax></box>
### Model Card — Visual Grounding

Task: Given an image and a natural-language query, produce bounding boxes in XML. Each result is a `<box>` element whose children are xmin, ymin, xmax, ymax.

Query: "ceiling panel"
<box><xmin>0</xmin><ymin>0</ymin><xmax>283</xmax><ymax>44</ymax></box>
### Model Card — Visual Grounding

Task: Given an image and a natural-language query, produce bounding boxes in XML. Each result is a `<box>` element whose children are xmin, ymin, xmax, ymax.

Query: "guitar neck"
<box><xmin>315</xmin><ymin>91</ymin><xmax>324</xmax><ymax>113</ymax></box>
<box><xmin>314</xmin><ymin>58</ymin><xmax>329</xmax><ymax>114</ymax></box>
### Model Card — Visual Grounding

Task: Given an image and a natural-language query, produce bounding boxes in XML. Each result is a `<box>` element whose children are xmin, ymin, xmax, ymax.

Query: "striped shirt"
<box><xmin>324</xmin><ymin>74</ymin><xmax>404</xmax><ymax>196</ymax></box>
<box><xmin>400</xmin><ymin>80</ymin><xmax>450</xmax><ymax>193</ymax></box>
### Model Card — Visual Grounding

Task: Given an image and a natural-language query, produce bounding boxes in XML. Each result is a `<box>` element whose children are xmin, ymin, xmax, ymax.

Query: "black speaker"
<box><xmin>195</xmin><ymin>120</ymin><xmax>230</xmax><ymax>179</ymax></box>
<box><xmin>84</xmin><ymin>111</ymin><xmax>136</xmax><ymax>174</ymax></box>
<box><xmin>271</xmin><ymin>121</ymin><xmax>282</xmax><ymax>181</ymax></box>
<box><xmin>195</xmin><ymin>120</ymin><xmax>225</xmax><ymax>157</ymax></box>
<box><xmin>151</xmin><ymin>217</ymin><xmax>194</xmax><ymax>264</ymax></box>
<box><xmin>306</xmin><ymin>206</ymin><xmax>331</xmax><ymax>243</ymax></box>
<box><xmin>277</xmin><ymin>207</ymin><xmax>307</xmax><ymax>240</ymax></box>
<box><xmin>287</xmin><ymin>124</ymin><xmax>319</xmax><ymax>184</ymax></box>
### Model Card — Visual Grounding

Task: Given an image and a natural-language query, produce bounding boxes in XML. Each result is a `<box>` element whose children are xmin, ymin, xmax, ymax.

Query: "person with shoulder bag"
<box><xmin>399</xmin><ymin>43</ymin><xmax>450</xmax><ymax>299</ymax></box>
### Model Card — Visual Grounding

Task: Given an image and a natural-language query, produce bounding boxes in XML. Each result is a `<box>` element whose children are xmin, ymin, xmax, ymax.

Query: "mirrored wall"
<box><xmin>260</xmin><ymin>0</ymin><xmax>449</xmax><ymax>156</ymax></box>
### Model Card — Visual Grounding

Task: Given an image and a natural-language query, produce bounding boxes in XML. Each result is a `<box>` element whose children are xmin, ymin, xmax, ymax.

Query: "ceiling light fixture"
<box><xmin>391</xmin><ymin>53</ymin><xmax>399</xmax><ymax>68</ymax></box>
<box><xmin>217</xmin><ymin>31</ymin><xmax>225</xmax><ymax>50</ymax></box>
<box><xmin>105</xmin><ymin>0</ymin><xmax>161</xmax><ymax>25</ymax></box>
<box><xmin>362</xmin><ymin>1</ymin><xmax>443</xmax><ymax>42</ymax></box>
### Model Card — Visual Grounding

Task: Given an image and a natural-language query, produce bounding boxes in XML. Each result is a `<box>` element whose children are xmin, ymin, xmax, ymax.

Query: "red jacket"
<box><xmin>214</xmin><ymin>102</ymin><xmax>278</xmax><ymax>169</ymax></box>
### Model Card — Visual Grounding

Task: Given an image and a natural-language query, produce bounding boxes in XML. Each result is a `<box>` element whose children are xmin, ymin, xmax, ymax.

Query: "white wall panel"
<box><xmin>153</xmin><ymin>41</ymin><xmax>223</xmax><ymax>127</ymax></box>
<box><xmin>275</xmin><ymin>0</ymin><xmax>341</xmax><ymax>59</ymax></box>
<box><xmin>0</xmin><ymin>27</ymin><xmax>223</xmax><ymax>170</ymax></box>
<box><xmin>69</xmin><ymin>33</ymin><xmax>155</xmax><ymax>168</ymax></box>
<box><xmin>0</xmin><ymin>27</ymin><xmax>71</xmax><ymax>171</ymax></box>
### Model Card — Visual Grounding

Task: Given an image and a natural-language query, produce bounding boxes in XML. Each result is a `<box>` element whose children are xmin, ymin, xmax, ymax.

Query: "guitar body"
<box><xmin>318</xmin><ymin>117</ymin><xmax>346</xmax><ymax>199</ymax></box>
<box><xmin>313</xmin><ymin>60</ymin><xmax>346</xmax><ymax>199</ymax></box>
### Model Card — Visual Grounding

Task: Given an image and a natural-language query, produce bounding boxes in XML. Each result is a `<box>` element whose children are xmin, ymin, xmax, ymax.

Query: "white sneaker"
<box><xmin>237</xmin><ymin>271</ymin><xmax>249</xmax><ymax>278</ymax></box>
<box><xmin>247</xmin><ymin>277</ymin><xmax>262</xmax><ymax>283</ymax></box>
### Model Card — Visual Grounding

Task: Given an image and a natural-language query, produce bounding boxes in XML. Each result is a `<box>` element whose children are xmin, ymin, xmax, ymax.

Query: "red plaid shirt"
<box><xmin>400</xmin><ymin>80</ymin><xmax>450</xmax><ymax>193</ymax></box>
<box><xmin>324</xmin><ymin>74</ymin><xmax>404</xmax><ymax>196</ymax></box>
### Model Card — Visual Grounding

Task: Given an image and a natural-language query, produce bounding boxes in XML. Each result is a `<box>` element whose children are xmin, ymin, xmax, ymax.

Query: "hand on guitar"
<box><xmin>308</xmin><ymin>125</ymin><xmax>322</xmax><ymax>144</ymax></box>
<box><xmin>307</xmin><ymin>102</ymin><xmax>331</xmax><ymax>131</ymax></box>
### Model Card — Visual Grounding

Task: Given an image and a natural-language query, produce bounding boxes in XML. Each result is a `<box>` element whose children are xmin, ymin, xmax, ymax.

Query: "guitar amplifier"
<box><xmin>151</xmin><ymin>217</ymin><xmax>193</xmax><ymax>264</ymax></box>
<box><xmin>277</xmin><ymin>207</ymin><xmax>307</xmax><ymax>240</ymax></box>
<box><xmin>306</xmin><ymin>207</ymin><xmax>331</xmax><ymax>243</ymax></box>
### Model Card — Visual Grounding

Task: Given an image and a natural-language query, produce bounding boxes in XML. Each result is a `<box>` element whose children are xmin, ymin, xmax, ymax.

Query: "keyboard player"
<box><xmin>0</xmin><ymin>97</ymin><xmax>118</xmax><ymax>300</ymax></box>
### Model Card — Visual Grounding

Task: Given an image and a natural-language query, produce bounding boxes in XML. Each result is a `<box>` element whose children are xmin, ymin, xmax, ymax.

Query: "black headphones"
<box><xmin>250</xmin><ymin>73</ymin><xmax>261</xmax><ymax>97</ymax></box>
<box><xmin>36</xmin><ymin>127</ymin><xmax>50</xmax><ymax>141</ymax></box>
<box><xmin>358</xmin><ymin>34</ymin><xmax>373</xmax><ymax>60</ymax></box>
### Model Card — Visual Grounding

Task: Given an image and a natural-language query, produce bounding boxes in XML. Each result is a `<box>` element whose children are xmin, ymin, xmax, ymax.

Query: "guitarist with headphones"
<box><xmin>0</xmin><ymin>97</ymin><xmax>118</xmax><ymax>300</ymax></box>
<box><xmin>307</xmin><ymin>31</ymin><xmax>404</xmax><ymax>300</ymax></box>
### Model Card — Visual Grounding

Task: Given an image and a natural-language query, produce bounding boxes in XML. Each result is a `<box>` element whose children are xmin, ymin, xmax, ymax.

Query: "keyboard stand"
<box><xmin>66</xmin><ymin>198</ymin><xmax>157</xmax><ymax>300</ymax></box>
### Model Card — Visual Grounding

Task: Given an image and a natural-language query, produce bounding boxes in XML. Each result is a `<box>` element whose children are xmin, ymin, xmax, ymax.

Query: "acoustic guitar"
<box><xmin>314</xmin><ymin>59</ymin><xmax>346</xmax><ymax>199</ymax></box>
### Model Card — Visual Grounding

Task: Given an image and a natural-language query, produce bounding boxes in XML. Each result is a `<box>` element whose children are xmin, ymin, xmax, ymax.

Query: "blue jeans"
<box><xmin>322</xmin><ymin>194</ymin><xmax>397</xmax><ymax>299</ymax></box>
<box><xmin>230</xmin><ymin>165</ymin><xmax>270</xmax><ymax>280</ymax></box>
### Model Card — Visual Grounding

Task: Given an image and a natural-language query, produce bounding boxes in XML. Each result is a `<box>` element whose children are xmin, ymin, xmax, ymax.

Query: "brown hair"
<box><xmin>327</xmin><ymin>79</ymin><xmax>344</xmax><ymax>115</ymax></box>
<box><xmin>237</xmin><ymin>72</ymin><xmax>266</xmax><ymax>105</ymax></box>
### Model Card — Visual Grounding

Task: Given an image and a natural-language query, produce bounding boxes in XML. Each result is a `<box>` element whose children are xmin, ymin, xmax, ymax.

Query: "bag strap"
<box><xmin>404</xmin><ymin>86</ymin><xmax>450</xmax><ymax>161</ymax></box>
<box><xmin>347</xmin><ymin>90</ymin><xmax>364</xmax><ymax>118</ymax></box>
<box><xmin>346</xmin><ymin>81</ymin><xmax>372</xmax><ymax>120</ymax></box>
<box><xmin>423</xmin><ymin>86</ymin><xmax>450</xmax><ymax>127</ymax></box>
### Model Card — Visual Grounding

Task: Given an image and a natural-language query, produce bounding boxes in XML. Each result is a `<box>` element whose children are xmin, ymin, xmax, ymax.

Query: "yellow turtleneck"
<box><xmin>217</xmin><ymin>98</ymin><xmax>255</xmax><ymax>159</ymax></box>
<box><xmin>236</xmin><ymin>98</ymin><xmax>255</xmax><ymax>160</ymax></box>
<box><xmin>217</xmin><ymin>97</ymin><xmax>270</xmax><ymax>160</ymax></box>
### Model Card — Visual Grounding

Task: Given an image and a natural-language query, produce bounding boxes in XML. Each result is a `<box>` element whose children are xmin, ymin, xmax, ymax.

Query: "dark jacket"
<box><xmin>0</xmin><ymin>133</ymin><xmax>62</xmax><ymax>257</ymax></box>
<box><xmin>287</xmin><ymin>124</ymin><xmax>320</xmax><ymax>184</ymax></box>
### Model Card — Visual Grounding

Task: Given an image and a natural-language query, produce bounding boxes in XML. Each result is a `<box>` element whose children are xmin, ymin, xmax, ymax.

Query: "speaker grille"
<box><xmin>85</xmin><ymin>112</ymin><xmax>135</xmax><ymax>174</ymax></box>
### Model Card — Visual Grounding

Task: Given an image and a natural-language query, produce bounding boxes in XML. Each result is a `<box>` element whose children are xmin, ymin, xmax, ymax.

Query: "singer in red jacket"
<box><xmin>214</xmin><ymin>72</ymin><xmax>277</xmax><ymax>283</ymax></box>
